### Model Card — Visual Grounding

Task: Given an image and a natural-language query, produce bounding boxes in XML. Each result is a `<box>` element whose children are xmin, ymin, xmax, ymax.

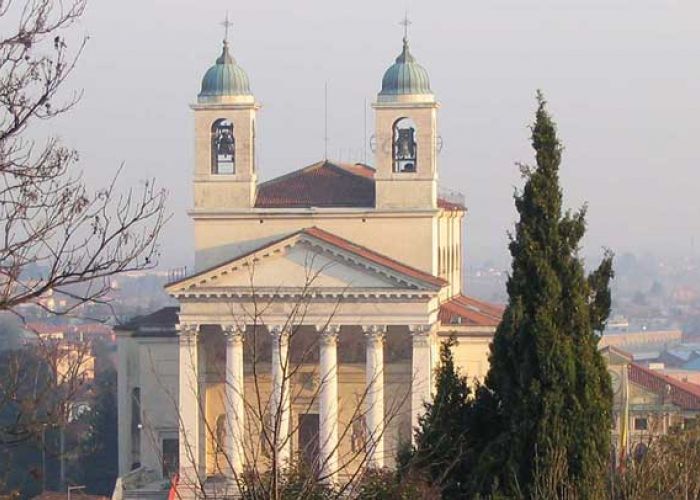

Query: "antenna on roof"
<box><xmin>363</xmin><ymin>98</ymin><xmax>367</xmax><ymax>165</ymax></box>
<box><xmin>324</xmin><ymin>81</ymin><xmax>329</xmax><ymax>161</ymax></box>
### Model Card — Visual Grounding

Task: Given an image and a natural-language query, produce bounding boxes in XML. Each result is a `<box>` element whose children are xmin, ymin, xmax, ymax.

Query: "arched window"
<box><xmin>211</xmin><ymin>119</ymin><xmax>235</xmax><ymax>174</ymax></box>
<box><xmin>392</xmin><ymin>117</ymin><xmax>417</xmax><ymax>173</ymax></box>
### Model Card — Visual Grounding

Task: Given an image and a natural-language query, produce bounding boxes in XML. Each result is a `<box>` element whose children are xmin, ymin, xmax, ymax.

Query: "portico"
<box><xmin>167</xmin><ymin>227</ymin><xmax>444</xmax><ymax>491</ymax></box>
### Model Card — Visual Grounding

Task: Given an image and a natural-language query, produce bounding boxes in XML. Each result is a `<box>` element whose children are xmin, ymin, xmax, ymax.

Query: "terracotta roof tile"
<box><xmin>254</xmin><ymin>159</ymin><xmax>464</xmax><ymax>210</ymax></box>
<box><xmin>439</xmin><ymin>294</ymin><xmax>504</xmax><ymax>327</ymax></box>
<box><xmin>255</xmin><ymin>161</ymin><xmax>374</xmax><ymax>208</ymax></box>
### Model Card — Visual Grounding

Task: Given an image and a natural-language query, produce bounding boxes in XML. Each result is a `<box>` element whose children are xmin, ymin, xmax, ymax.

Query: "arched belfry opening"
<box><xmin>211</xmin><ymin>118</ymin><xmax>235</xmax><ymax>174</ymax></box>
<box><xmin>392</xmin><ymin>117</ymin><xmax>417</xmax><ymax>173</ymax></box>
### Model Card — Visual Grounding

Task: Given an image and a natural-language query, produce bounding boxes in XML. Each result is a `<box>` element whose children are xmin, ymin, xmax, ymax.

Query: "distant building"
<box><xmin>599</xmin><ymin>329</ymin><xmax>682</xmax><ymax>350</ymax></box>
<box><xmin>602</xmin><ymin>346</ymin><xmax>700</xmax><ymax>462</ymax></box>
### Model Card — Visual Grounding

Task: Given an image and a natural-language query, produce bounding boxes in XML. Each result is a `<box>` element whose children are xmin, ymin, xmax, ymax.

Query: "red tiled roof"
<box><xmin>254</xmin><ymin>160</ymin><xmax>464</xmax><ymax>210</ymax></box>
<box><xmin>437</xmin><ymin>198</ymin><xmax>465</xmax><ymax>210</ymax></box>
<box><xmin>629</xmin><ymin>363</ymin><xmax>700</xmax><ymax>410</ymax></box>
<box><xmin>255</xmin><ymin>161</ymin><xmax>375</xmax><ymax>208</ymax></box>
<box><xmin>439</xmin><ymin>294</ymin><xmax>504</xmax><ymax>328</ymax></box>
<box><xmin>167</xmin><ymin>227</ymin><xmax>447</xmax><ymax>290</ymax></box>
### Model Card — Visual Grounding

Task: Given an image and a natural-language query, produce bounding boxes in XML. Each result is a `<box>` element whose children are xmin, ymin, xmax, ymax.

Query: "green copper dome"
<box><xmin>198</xmin><ymin>41</ymin><xmax>252</xmax><ymax>103</ymax></box>
<box><xmin>379</xmin><ymin>38</ymin><xmax>432</xmax><ymax>99</ymax></box>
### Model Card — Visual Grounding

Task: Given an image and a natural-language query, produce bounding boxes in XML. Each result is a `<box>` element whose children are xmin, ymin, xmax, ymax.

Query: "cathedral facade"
<box><xmin>116</xmin><ymin>31</ymin><xmax>502</xmax><ymax>499</ymax></box>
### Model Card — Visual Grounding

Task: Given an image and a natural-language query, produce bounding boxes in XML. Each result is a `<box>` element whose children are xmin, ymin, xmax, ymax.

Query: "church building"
<box><xmin>115</xmin><ymin>27</ymin><xmax>502</xmax><ymax>499</ymax></box>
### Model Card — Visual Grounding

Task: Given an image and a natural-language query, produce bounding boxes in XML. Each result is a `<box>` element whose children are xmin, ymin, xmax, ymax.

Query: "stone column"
<box><xmin>318</xmin><ymin>325</ymin><xmax>340</xmax><ymax>483</ymax></box>
<box><xmin>178</xmin><ymin>323</ymin><xmax>201</xmax><ymax>491</ymax></box>
<box><xmin>223</xmin><ymin>325</ymin><xmax>245</xmax><ymax>477</ymax></box>
<box><xmin>270</xmin><ymin>326</ymin><xmax>291</xmax><ymax>467</ymax></box>
<box><xmin>364</xmin><ymin>325</ymin><xmax>385</xmax><ymax>468</ymax></box>
<box><xmin>410</xmin><ymin>325</ymin><xmax>433</xmax><ymax>438</ymax></box>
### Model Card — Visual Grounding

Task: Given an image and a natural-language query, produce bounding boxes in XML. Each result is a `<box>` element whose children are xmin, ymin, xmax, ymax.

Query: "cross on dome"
<box><xmin>399</xmin><ymin>11</ymin><xmax>412</xmax><ymax>42</ymax></box>
<box><xmin>220</xmin><ymin>12</ymin><xmax>233</xmax><ymax>42</ymax></box>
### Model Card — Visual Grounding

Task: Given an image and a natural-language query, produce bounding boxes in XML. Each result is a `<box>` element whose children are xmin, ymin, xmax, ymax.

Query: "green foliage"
<box><xmin>406</xmin><ymin>338</ymin><xmax>473</xmax><ymax>497</ymax></box>
<box><xmin>468</xmin><ymin>92</ymin><xmax>614</xmax><ymax>499</ymax></box>
<box><xmin>355</xmin><ymin>468</ymin><xmax>437</xmax><ymax>500</ymax></box>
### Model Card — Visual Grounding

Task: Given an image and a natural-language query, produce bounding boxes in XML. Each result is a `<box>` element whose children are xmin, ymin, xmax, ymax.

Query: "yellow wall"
<box><xmin>192</xmin><ymin>212</ymin><xmax>437</xmax><ymax>277</ymax></box>
<box><xmin>203</xmin><ymin>363</ymin><xmax>411</xmax><ymax>477</ymax></box>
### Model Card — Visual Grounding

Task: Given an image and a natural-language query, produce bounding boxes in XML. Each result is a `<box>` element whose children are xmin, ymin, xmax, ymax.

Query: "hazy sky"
<box><xmin>52</xmin><ymin>0</ymin><xmax>700</xmax><ymax>272</ymax></box>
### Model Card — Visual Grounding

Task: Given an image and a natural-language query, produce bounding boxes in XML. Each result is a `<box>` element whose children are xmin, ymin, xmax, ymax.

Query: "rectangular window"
<box><xmin>162</xmin><ymin>438</ymin><xmax>179</xmax><ymax>479</ymax></box>
<box><xmin>634</xmin><ymin>417</ymin><xmax>648</xmax><ymax>431</ymax></box>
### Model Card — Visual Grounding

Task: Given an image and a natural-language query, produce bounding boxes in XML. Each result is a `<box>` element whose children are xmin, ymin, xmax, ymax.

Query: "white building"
<box><xmin>116</xmin><ymin>28</ymin><xmax>502</xmax><ymax>499</ymax></box>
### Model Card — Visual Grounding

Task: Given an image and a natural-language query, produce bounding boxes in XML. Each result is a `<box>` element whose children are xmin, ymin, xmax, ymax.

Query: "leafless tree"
<box><xmin>0</xmin><ymin>0</ymin><xmax>167</xmax><ymax>491</ymax></box>
<box><xmin>0</xmin><ymin>0</ymin><xmax>167</xmax><ymax>316</ymax></box>
<box><xmin>614</xmin><ymin>418</ymin><xmax>700</xmax><ymax>500</ymax></box>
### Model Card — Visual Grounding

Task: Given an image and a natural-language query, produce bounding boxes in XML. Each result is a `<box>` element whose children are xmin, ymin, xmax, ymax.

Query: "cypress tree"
<box><xmin>409</xmin><ymin>338</ymin><xmax>472</xmax><ymax>498</ymax></box>
<box><xmin>470</xmin><ymin>92</ymin><xmax>614</xmax><ymax>499</ymax></box>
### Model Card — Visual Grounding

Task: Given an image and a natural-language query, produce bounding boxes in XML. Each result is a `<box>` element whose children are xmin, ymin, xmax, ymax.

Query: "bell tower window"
<box><xmin>211</xmin><ymin>118</ymin><xmax>235</xmax><ymax>174</ymax></box>
<box><xmin>392</xmin><ymin>117</ymin><xmax>417</xmax><ymax>173</ymax></box>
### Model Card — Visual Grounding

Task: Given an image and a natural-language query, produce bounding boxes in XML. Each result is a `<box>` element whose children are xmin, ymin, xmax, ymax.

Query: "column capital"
<box><xmin>409</xmin><ymin>324</ymin><xmax>431</xmax><ymax>335</ymax></box>
<box><xmin>409</xmin><ymin>324</ymin><xmax>433</xmax><ymax>344</ymax></box>
<box><xmin>177</xmin><ymin>323</ymin><xmax>199</xmax><ymax>338</ymax></box>
<box><xmin>363</xmin><ymin>325</ymin><xmax>386</xmax><ymax>342</ymax></box>
<box><xmin>319</xmin><ymin>326</ymin><xmax>340</xmax><ymax>346</ymax></box>
<box><xmin>269</xmin><ymin>324</ymin><xmax>290</xmax><ymax>341</ymax></box>
<box><xmin>223</xmin><ymin>324</ymin><xmax>245</xmax><ymax>344</ymax></box>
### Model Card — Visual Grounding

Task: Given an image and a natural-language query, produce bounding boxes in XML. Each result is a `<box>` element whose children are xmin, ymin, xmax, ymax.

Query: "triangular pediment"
<box><xmin>166</xmin><ymin>228</ymin><xmax>445</xmax><ymax>294</ymax></box>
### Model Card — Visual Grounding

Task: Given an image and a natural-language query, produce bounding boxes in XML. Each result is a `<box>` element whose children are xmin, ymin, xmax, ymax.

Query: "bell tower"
<box><xmin>373</xmin><ymin>28</ymin><xmax>438</xmax><ymax>210</ymax></box>
<box><xmin>192</xmin><ymin>23</ymin><xmax>259</xmax><ymax>211</ymax></box>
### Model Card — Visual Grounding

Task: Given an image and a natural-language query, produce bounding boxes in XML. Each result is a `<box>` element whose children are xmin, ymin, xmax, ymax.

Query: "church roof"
<box><xmin>166</xmin><ymin>226</ymin><xmax>448</xmax><ymax>291</ymax></box>
<box><xmin>255</xmin><ymin>161</ymin><xmax>375</xmax><ymax>208</ymax></box>
<box><xmin>439</xmin><ymin>294</ymin><xmax>504</xmax><ymax>328</ymax></box>
<box><xmin>115</xmin><ymin>306</ymin><xmax>180</xmax><ymax>335</ymax></box>
<box><xmin>254</xmin><ymin>160</ymin><xmax>464</xmax><ymax>210</ymax></box>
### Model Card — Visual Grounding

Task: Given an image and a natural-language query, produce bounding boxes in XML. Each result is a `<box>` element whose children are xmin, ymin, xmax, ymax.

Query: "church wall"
<box><xmin>196</xmin><ymin>325</ymin><xmax>412</xmax><ymax>477</ymax></box>
<box><xmin>117</xmin><ymin>334</ymin><xmax>137</xmax><ymax>475</ymax></box>
<box><xmin>191</xmin><ymin>212</ymin><xmax>436</xmax><ymax>279</ymax></box>
<box><xmin>136</xmin><ymin>338</ymin><xmax>180</xmax><ymax>477</ymax></box>
<box><xmin>448</xmin><ymin>335</ymin><xmax>491</xmax><ymax>384</ymax></box>
<box><xmin>200</xmin><ymin>362</ymin><xmax>411</xmax><ymax>477</ymax></box>
<box><xmin>436</xmin><ymin>210</ymin><xmax>464</xmax><ymax>299</ymax></box>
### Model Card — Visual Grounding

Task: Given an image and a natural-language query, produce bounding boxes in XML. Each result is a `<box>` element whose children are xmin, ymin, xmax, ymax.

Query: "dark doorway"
<box><xmin>298</xmin><ymin>413</ymin><xmax>319</xmax><ymax>473</ymax></box>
